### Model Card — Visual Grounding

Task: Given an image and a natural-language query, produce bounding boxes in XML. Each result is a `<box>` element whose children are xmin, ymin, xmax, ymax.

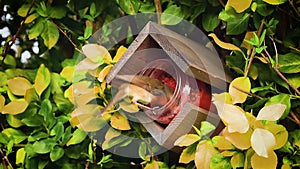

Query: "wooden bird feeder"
<box><xmin>105</xmin><ymin>21</ymin><xmax>232</xmax><ymax>149</ymax></box>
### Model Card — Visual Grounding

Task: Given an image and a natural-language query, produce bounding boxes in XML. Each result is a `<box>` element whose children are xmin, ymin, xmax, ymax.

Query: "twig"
<box><xmin>218</xmin><ymin>0</ymin><xmax>226</xmax><ymax>8</ymax></box>
<box><xmin>270</xmin><ymin>37</ymin><xmax>279</xmax><ymax>69</ymax></box>
<box><xmin>290</xmin><ymin>111</ymin><xmax>300</xmax><ymax>126</ymax></box>
<box><xmin>274</xmin><ymin>38</ymin><xmax>300</xmax><ymax>53</ymax></box>
<box><xmin>0</xmin><ymin>0</ymin><xmax>36</xmax><ymax>66</ymax></box>
<box><xmin>232</xmin><ymin>85</ymin><xmax>264</xmax><ymax>100</ymax></box>
<box><xmin>0</xmin><ymin>149</ymin><xmax>13</xmax><ymax>169</ymax></box>
<box><xmin>52</xmin><ymin>20</ymin><xmax>81</xmax><ymax>53</ymax></box>
<box><xmin>244</xmin><ymin>21</ymin><xmax>264</xmax><ymax>77</ymax></box>
<box><xmin>289</xmin><ymin>0</ymin><xmax>300</xmax><ymax>17</ymax></box>
<box><xmin>154</xmin><ymin>0</ymin><xmax>162</xmax><ymax>25</ymax></box>
<box><xmin>261</xmin><ymin>53</ymin><xmax>300</xmax><ymax>95</ymax></box>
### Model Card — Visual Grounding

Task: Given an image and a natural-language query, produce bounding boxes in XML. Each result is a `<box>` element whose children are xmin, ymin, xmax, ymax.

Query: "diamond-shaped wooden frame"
<box><xmin>106</xmin><ymin>21</ymin><xmax>231</xmax><ymax>148</ymax></box>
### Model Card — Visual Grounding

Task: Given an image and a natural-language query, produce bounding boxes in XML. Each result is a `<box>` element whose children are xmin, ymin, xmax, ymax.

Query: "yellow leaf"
<box><xmin>212</xmin><ymin>93</ymin><xmax>233</xmax><ymax>104</ymax></box>
<box><xmin>1</xmin><ymin>100</ymin><xmax>28</xmax><ymax>115</ymax></box>
<box><xmin>118</xmin><ymin>100</ymin><xmax>140</xmax><ymax>113</ymax></box>
<box><xmin>174</xmin><ymin>134</ymin><xmax>200</xmax><ymax>147</ymax></box>
<box><xmin>217</xmin><ymin>104</ymin><xmax>249</xmax><ymax>133</ymax></box>
<box><xmin>24</xmin><ymin>13</ymin><xmax>39</xmax><ymax>23</ymax></box>
<box><xmin>60</xmin><ymin>66</ymin><xmax>75</xmax><ymax>82</ymax></box>
<box><xmin>34</xmin><ymin>64</ymin><xmax>51</xmax><ymax>96</ymax></box>
<box><xmin>70</xmin><ymin>105</ymin><xmax>107</xmax><ymax>132</ymax></box>
<box><xmin>263</xmin><ymin>0</ymin><xmax>287</xmax><ymax>5</ymax></box>
<box><xmin>241</xmin><ymin>31</ymin><xmax>256</xmax><ymax>54</ymax></box>
<box><xmin>208</xmin><ymin>33</ymin><xmax>242</xmax><ymax>53</ymax></box>
<box><xmin>82</xmin><ymin>44</ymin><xmax>112</xmax><ymax>62</ymax></box>
<box><xmin>110</xmin><ymin>112</ymin><xmax>131</xmax><ymax>130</ymax></box>
<box><xmin>223</xmin><ymin>127</ymin><xmax>252</xmax><ymax>150</ymax></box>
<box><xmin>16</xmin><ymin>148</ymin><xmax>26</xmax><ymax>165</ymax></box>
<box><xmin>112</xmin><ymin>45</ymin><xmax>127</xmax><ymax>62</ymax></box>
<box><xmin>227</xmin><ymin>0</ymin><xmax>252</xmax><ymax>13</ymax></box>
<box><xmin>212</xmin><ymin>136</ymin><xmax>234</xmax><ymax>150</ymax></box>
<box><xmin>64</xmin><ymin>85</ymin><xmax>74</xmax><ymax>103</ymax></box>
<box><xmin>144</xmin><ymin>160</ymin><xmax>159</xmax><ymax>169</ymax></box>
<box><xmin>24</xmin><ymin>88</ymin><xmax>38</xmax><ymax>103</ymax></box>
<box><xmin>0</xmin><ymin>95</ymin><xmax>5</xmax><ymax>110</ymax></box>
<box><xmin>179</xmin><ymin>146</ymin><xmax>196</xmax><ymax>164</ymax></box>
<box><xmin>221</xmin><ymin>150</ymin><xmax>236</xmax><ymax>157</ymax></box>
<box><xmin>251</xmin><ymin>128</ymin><xmax>276</xmax><ymax>158</ymax></box>
<box><xmin>195</xmin><ymin>141</ymin><xmax>218</xmax><ymax>169</ymax></box>
<box><xmin>98</xmin><ymin>65</ymin><xmax>113</xmax><ymax>82</ymax></box>
<box><xmin>74</xmin><ymin>89</ymin><xmax>96</xmax><ymax>107</ymax></box>
<box><xmin>244</xmin><ymin>148</ymin><xmax>255</xmax><ymax>169</ymax></box>
<box><xmin>75</xmin><ymin>58</ymin><xmax>101</xmax><ymax>71</ymax></box>
<box><xmin>105</xmin><ymin>127</ymin><xmax>121</xmax><ymax>140</ymax></box>
<box><xmin>256</xmin><ymin>104</ymin><xmax>286</xmax><ymax>121</ymax></box>
<box><xmin>229</xmin><ymin>77</ymin><xmax>251</xmax><ymax>104</ymax></box>
<box><xmin>7</xmin><ymin>77</ymin><xmax>32</xmax><ymax>96</ymax></box>
<box><xmin>264</xmin><ymin>123</ymin><xmax>288</xmax><ymax>150</ymax></box>
<box><xmin>251</xmin><ymin>151</ymin><xmax>277</xmax><ymax>169</ymax></box>
<box><xmin>281</xmin><ymin>164</ymin><xmax>292</xmax><ymax>169</ymax></box>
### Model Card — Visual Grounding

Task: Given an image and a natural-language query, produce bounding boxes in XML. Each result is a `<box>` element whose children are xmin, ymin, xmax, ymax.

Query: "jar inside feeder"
<box><xmin>138</xmin><ymin>59</ymin><xmax>214</xmax><ymax>125</ymax></box>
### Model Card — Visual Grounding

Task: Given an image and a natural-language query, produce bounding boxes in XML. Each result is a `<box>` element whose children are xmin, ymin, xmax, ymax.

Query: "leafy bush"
<box><xmin>0</xmin><ymin>0</ymin><xmax>299</xmax><ymax>168</ymax></box>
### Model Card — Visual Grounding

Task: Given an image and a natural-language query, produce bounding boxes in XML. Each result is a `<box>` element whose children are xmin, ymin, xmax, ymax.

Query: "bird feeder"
<box><xmin>105</xmin><ymin>21</ymin><xmax>232</xmax><ymax>149</ymax></box>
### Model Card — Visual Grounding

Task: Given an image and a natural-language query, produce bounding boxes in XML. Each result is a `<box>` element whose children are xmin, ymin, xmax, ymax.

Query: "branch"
<box><xmin>154</xmin><ymin>0</ymin><xmax>162</xmax><ymax>25</ymax></box>
<box><xmin>0</xmin><ymin>0</ymin><xmax>36</xmax><ymax>66</ymax></box>
<box><xmin>244</xmin><ymin>21</ymin><xmax>265</xmax><ymax>77</ymax></box>
<box><xmin>0</xmin><ymin>149</ymin><xmax>13</xmax><ymax>169</ymax></box>
<box><xmin>218</xmin><ymin>0</ymin><xmax>226</xmax><ymax>8</ymax></box>
<box><xmin>261</xmin><ymin>53</ymin><xmax>300</xmax><ymax>95</ymax></box>
<box><xmin>290</xmin><ymin>111</ymin><xmax>300</xmax><ymax>126</ymax></box>
<box><xmin>52</xmin><ymin>20</ymin><xmax>81</xmax><ymax>53</ymax></box>
<box><xmin>289</xmin><ymin>0</ymin><xmax>300</xmax><ymax>17</ymax></box>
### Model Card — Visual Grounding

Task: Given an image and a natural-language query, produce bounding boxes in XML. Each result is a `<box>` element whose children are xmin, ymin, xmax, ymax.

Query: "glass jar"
<box><xmin>138</xmin><ymin>59</ymin><xmax>213</xmax><ymax>125</ymax></box>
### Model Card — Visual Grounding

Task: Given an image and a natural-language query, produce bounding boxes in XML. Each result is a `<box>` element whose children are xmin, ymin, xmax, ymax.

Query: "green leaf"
<box><xmin>210</xmin><ymin>153</ymin><xmax>232</xmax><ymax>169</ymax></box>
<box><xmin>49</xmin><ymin>7</ymin><xmax>67</xmax><ymax>19</ymax></box>
<box><xmin>231</xmin><ymin>152</ymin><xmax>244</xmax><ymax>169</ymax></box>
<box><xmin>28</xmin><ymin>19</ymin><xmax>45</xmax><ymax>40</ymax></box>
<box><xmin>118</xmin><ymin>0</ymin><xmax>141</xmax><ymax>14</ymax></box>
<box><xmin>32</xmin><ymin>139</ymin><xmax>56</xmax><ymax>154</ymax></box>
<box><xmin>50</xmin><ymin>122</ymin><xmax>64</xmax><ymax>141</ymax></box>
<box><xmin>179</xmin><ymin>142</ymin><xmax>198</xmax><ymax>164</ymax></box>
<box><xmin>161</xmin><ymin>5</ymin><xmax>184</xmax><ymax>25</ymax></box>
<box><xmin>265</xmin><ymin>94</ymin><xmax>291</xmax><ymax>119</ymax></box>
<box><xmin>278</xmin><ymin>53</ymin><xmax>300</xmax><ymax>73</ymax></box>
<box><xmin>41</xmin><ymin>20</ymin><xmax>59</xmax><ymax>49</ymax></box>
<box><xmin>2</xmin><ymin>128</ymin><xmax>27</xmax><ymax>144</ymax></box>
<box><xmin>17</xmin><ymin>4</ymin><xmax>31</xmax><ymax>17</ymax></box>
<box><xmin>200</xmin><ymin>121</ymin><xmax>216</xmax><ymax>136</ymax></box>
<box><xmin>0</xmin><ymin>133</ymin><xmax>9</xmax><ymax>144</ymax></box>
<box><xmin>4</xmin><ymin>54</ymin><xmax>16</xmax><ymax>68</ymax></box>
<box><xmin>263</xmin><ymin>0</ymin><xmax>287</xmax><ymax>5</ymax></box>
<box><xmin>138</xmin><ymin>142</ymin><xmax>147</xmax><ymax>160</ymax></box>
<box><xmin>7</xmin><ymin>115</ymin><xmax>24</xmax><ymax>128</ymax></box>
<box><xmin>50</xmin><ymin>146</ymin><xmax>64</xmax><ymax>162</ymax></box>
<box><xmin>16</xmin><ymin>148</ymin><xmax>26</xmax><ymax>165</ymax></box>
<box><xmin>66</xmin><ymin>129</ymin><xmax>87</xmax><ymax>146</ymax></box>
<box><xmin>34</xmin><ymin>64</ymin><xmax>51</xmax><ymax>96</ymax></box>
<box><xmin>219</xmin><ymin>7</ymin><xmax>250</xmax><ymax>35</ymax></box>
<box><xmin>202</xmin><ymin>12</ymin><xmax>220</xmax><ymax>32</ymax></box>
<box><xmin>287</xmin><ymin>74</ymin><xmax>300</xmax><ymax>89</ymax></box>
<box><xmin>256</xmin><ymin>2</ymin><xmax>274</xmax><ymax>16</ymax></box>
